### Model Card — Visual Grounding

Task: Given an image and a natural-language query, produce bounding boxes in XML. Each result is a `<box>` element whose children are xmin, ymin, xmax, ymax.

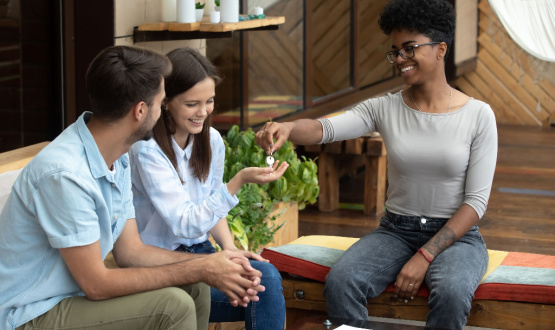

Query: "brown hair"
<box><xmin>86</xmin><ymin>46</ymin><xmax>171</xmax><ymax>121</ymax></box>
<box><xmin>153</xmin><ymin>47</ymin><xmax>222</xmax><ymax>182</ymax></box>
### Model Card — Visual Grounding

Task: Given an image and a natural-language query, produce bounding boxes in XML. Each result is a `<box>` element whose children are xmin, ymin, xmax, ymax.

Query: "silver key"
<box><xmin>266</xmin><ymin>155</ymin><xmax>275</xmax><ymax>168</ymax></box>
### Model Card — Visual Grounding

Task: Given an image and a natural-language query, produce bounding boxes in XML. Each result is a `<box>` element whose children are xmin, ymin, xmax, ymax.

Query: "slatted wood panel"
<box><xmin>358</xmin><ymin>0</ymin><xmax>394</xmax><ymax>87</ymax></box>
<box><xmin>311</xmin><ymin>0</ymin><xmax>351</xmax><ymax>97</ymax></box>
<box><xmin>248</xmin><ymin>0</ymin><xmax>303</xmax><ymax>97</ymax></box>
<box><xmin>248</xmin><ymin>0</ymin><xmax>394</xmax><ymax>101</ymax></box>
<box><xmin>455</xmin><ymin>0</ymin><xmax>555</xmax><ymax>127</ymax></box>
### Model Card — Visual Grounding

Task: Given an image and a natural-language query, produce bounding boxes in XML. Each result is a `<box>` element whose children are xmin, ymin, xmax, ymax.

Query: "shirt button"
<box><xmin>112</xmin><ymin>183</ymin><xmax>117</xmax><ymax>188</ymax></box>
<box><xmin>421</xmin><ymin>218</ymin><xmax>427</xmax><ymax>224</ymax></box>
<box><xmin>113</xmin><ymin>215</ymin><xmax>118</xmax><ymax>220</ymax></box>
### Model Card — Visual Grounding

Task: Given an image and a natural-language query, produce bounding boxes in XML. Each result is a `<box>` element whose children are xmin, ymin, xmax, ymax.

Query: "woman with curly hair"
<box><xmin>255</xmin><ymin>0</ymin><xmax>497</xmax><ymax>328</ymax></box>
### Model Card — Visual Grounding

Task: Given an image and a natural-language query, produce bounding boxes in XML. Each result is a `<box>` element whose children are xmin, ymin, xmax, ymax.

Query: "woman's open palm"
<box><xmin>240</xmin><ymin>161</ymin><xmax>289</xmax><ymax>185</ymax></box>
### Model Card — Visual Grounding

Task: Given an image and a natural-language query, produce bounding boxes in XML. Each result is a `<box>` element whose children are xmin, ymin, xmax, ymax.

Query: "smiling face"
<box><xmin>166</xmin><ymin>77</ymin><xmax>215</xmax><ymax>142</ymax></box>
<box><xmin>390</xmin><ymin>29</ymin><xmax>445</xmax><ymax>86</ymax></box>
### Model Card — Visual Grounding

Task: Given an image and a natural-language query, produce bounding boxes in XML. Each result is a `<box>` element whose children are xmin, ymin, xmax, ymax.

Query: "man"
<box><xmin>0</xmin><ymin>46</ymin><xmax>264</xmax><ymax>330</ymax></box>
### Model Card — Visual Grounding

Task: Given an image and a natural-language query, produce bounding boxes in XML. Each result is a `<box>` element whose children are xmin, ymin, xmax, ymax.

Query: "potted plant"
<box><xmin>195</xmin><ymin>2</ymin><xmax>205</xmax><ymax>22</ymax></box>
<box><xmin>223</xmin><ymin>125</ymin><xmax>319</xmax><ymax>252</ymax></box>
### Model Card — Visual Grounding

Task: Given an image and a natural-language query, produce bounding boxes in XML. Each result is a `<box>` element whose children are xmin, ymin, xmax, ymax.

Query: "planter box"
<box><xmin>210</xmin><ymin>201</ymin><xmax>299</xmax><ymax>252</ymax></box>
<box><xmin>258</xmin><ymin>201</ymin><xmax>298</xmax><ymax>250</ymax></box>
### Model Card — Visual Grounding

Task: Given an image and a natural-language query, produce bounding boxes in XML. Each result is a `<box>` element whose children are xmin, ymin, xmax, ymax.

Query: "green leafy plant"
<box><xmin>214</xmin><ymin>0</ymin><xmax>220</xmax><ymax>7</ymax></box>
<box><xmin>223</xmin><ymin>125</ymin><xmax>319</xmax><ymax>251</ymax></box>
<box><xmin>196</xmin><ymin>2</ymin><xmax>205</xmax><ymax>9</ymax></box>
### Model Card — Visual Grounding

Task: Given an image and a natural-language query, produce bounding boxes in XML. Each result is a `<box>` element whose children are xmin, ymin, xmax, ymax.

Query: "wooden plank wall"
<box><xmin>357</xmin><ymin>0</ymin><xmax>392</xmax><ymax>87</ymax></box>
<box><xmin>248</xmin><ymin>0</ymin><xmax>303</xmax><ymax>97</ymax></box>
<box><xmin>455</xmin><ymin>0</ymin><xmax>555</xmax><ymax>126</ymax></box>
<box><xmin>248</xmin><ymin>0</ymin><xmax>393</xmax><ymax>100</ymax></box>
<box><xmin>311</xmin><ymin>0</ymin><xmax>351</xmax><ymax>97</ymax></box>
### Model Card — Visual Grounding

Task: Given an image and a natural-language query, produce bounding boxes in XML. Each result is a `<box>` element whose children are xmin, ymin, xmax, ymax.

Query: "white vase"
<box><xmin>220</xmin><ymin>0</ymin><xmax>239</xmax><ymax>23</ymax></box>
<box><xmin>161</xmin><ymin>0</ymin><xmax>176</xmax><ymax>22</ymax></box>
<box><xmin>176</xmin><ymin>0</ymin><xmax>195</xmax><ymax>23</ymax></box>
<box><xmin>195</xmin><ymin>8</ymin><xmax>204</xmax><ymax>22</ymax></box>
<box><xmin>210</xmin><ymin>10</ymin><xmax>220</xmax><ymax>23</ymax></box>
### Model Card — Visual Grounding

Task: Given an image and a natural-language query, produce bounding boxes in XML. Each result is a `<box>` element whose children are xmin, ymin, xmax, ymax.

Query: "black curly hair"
<box><xmin>379</xmin><ymin>0</ymin><xmax>455</xmax><ymax>58</ymax></box>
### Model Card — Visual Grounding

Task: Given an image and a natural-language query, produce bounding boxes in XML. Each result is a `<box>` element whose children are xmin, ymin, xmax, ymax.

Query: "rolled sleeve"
<box><xmin>208</xmin><ymin>184</ymin><xmax>239</xmax><ymax>218</ymax></box>
<box><xmin>318</xmin><ymin>99</ymin><xmax>378</xmax><ymax>144</ymax></box>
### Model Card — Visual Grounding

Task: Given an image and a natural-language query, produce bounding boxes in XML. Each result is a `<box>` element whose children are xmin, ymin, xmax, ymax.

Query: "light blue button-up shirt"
<box><xmin>0</xmin><ymin>112</ymin><xmax>134</xmax><ymax>329</ymax></box>
<box><xmin>130</xmin><ymin>127</ymin><xmax>238</xmax><ymax>250</ymax></box>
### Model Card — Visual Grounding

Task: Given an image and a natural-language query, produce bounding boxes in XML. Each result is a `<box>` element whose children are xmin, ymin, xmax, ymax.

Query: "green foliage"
<box><xmin>215</xmin><ymin>0</ymin><xmax>220</xmax><ymax>7</ymax></box>
<box><xmin>223</xmin><ymin>125</ymin><xmax>319</xmax><ymax>251</ymax></box>
<box><xmin>196</xmin><ymin>2</ymin><xmax>205</xmax><ymax>9</ymax></box>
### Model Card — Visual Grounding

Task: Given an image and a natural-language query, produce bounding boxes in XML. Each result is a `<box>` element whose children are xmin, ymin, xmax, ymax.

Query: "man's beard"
<box><xmin>126</xmin><ymin>110</ymin><xmax>155</xmax><ymax>144</ymax></box>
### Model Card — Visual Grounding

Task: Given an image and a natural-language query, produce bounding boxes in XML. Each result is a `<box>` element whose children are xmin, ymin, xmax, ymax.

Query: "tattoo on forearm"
<box><xmin>423</xmin><ymin>226</ymin><xmax>457</xmax><ymax>258</ymax></box>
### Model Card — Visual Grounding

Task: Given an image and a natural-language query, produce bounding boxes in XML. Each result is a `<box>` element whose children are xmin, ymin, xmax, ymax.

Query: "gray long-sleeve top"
<box><xmin>318</xmin><ymin>91</ymin><xmax>498</xmax><ymax>219</ymax></box>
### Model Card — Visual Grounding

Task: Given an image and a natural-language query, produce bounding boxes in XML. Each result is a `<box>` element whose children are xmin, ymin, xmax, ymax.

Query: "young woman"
<box><xmin>255</xmin><ymin>0</ymin><xmax>497</xmax><ymax>328</ymax></box>
<box><xmin>130</xmin><ymin>48</ymin><xmax>287</xmax><ymax>329</ymax></box>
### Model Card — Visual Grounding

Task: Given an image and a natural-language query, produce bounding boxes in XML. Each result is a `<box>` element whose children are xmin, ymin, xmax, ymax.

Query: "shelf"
<box><xmin>133</xmin><ymin>16</ymin><xmax>285</xmax><ymax>42</ymax></box>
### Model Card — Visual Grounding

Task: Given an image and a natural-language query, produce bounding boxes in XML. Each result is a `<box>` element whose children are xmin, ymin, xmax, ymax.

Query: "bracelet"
<box><xmin>417</xmin><ymin>248</ymin><xmax>433</xmax><ymax>264</ymax></box>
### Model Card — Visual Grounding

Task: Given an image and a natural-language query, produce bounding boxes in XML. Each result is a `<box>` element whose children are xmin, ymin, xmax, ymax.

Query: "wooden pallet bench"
<box><xmin>299</xmin><ymin>133</ymin><xmax>387</xmax><ymax>216</ymax></box>
<box><xmin>262</xmin><ymin>236</ymin><xmax>555</xmax><ymax>330</ymax></box>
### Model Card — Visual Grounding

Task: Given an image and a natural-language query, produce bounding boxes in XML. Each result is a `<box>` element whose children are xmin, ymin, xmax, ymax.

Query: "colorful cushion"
<box><xmin>260</xmin><ymin>235</ymin><xmax>555</xmax><ymax>304</ymax></box>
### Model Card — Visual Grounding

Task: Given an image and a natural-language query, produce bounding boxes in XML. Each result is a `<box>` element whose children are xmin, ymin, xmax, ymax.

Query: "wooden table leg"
<box><xmin>364</xmin><ymin>155</ymin><xmax>386</xmax><ymax>216</ymax></box>
<box><xmin>318</xmin><ymin>151</ymin><xmax>339</xmax><ymax>212</ymax></box>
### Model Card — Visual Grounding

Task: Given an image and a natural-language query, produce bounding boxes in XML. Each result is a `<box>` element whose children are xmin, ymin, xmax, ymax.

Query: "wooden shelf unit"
<box><xmin>133</xmin><ymin>16</ymin><xmax>285</xmax><ymax>42</ymax></box>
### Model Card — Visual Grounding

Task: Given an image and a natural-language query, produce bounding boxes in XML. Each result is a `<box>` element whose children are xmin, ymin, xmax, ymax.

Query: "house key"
<box><xmin>266</xmin><ymin>153</ymin><xmax>275</xmax><ymax>168</ymax></box>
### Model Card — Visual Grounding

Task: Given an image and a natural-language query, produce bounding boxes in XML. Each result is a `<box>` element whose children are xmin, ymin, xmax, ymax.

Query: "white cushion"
<box><xmin>0</xmin><ymin>168</ymin><xmax>23</xmax><ymax>212</ymax></box>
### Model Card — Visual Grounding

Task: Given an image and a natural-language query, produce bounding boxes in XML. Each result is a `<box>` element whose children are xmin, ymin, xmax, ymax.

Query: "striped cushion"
<box><xmin>260</xmin><ymin>235</ymin><xmax>555</xmax><ymax>304</ymax></box>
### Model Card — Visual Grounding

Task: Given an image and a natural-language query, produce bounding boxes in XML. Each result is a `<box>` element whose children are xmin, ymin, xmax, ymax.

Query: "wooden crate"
<box><xmin>282</xmin><ymin>274</ymin><xmax>555</xmax><ymax>330</ymax></box>
<box><xmin>300</xmin><ymin>134</ymin><xmax>386</xmax><ymax>216</ymax></box>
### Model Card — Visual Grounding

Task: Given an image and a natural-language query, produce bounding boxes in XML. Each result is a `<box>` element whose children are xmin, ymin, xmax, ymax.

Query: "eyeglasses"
<box><xmin>385</xmin><ymin>42</ymin><xmax>441</xmax><ymax>64</ymax></box>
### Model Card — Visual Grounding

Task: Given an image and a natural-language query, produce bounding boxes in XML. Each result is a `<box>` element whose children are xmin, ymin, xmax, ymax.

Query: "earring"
<box><xmin>161</xmin><ymin>104</ymin><xmax>167</xmax><ymax>111</ymax></box>
<box><xmin>437</xmin><ymin>56</ymin><xmax>440</xmax><ymax>60</ymax></box>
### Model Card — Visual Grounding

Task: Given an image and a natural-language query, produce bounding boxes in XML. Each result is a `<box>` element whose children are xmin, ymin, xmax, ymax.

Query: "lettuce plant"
<box><xmin>223</xmin><ymin>125</ymin><xmax>319</xmax><ymax>251</ymax></box>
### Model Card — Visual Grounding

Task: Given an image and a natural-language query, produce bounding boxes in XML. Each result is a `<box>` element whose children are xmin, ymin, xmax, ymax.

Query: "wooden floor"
<box><xmin>298</xmin><ymin>124</ymin><xmax>555</xmax><ymax>256</ymax></box>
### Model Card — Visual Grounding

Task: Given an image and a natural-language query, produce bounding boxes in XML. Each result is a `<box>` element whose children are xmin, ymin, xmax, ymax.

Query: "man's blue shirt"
<box><xmin>0</xmin><ymin>112</ymin><xmax>134</xmax><ymax>329</ymax></box>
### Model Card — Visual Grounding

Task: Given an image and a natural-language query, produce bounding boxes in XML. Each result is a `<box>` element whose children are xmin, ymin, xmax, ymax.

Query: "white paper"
<box><xmin>335</xmin><ymin>325</ymin><xmax>370</xmax><ymax>330</ymax></box>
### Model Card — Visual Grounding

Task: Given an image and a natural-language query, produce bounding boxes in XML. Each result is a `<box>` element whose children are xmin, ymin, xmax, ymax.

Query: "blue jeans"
<box><xmin>176</xmin><ymin>241</ymin><xmax>285</xmax><ymax>330</ymax></box>
<box><xmin>324</xmin><ymin>210</ymin><xmax>488</xmax><ymax>330</ymax></box>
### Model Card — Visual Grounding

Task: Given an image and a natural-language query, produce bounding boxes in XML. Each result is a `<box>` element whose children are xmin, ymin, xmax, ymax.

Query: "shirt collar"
<box><xmin>76</xmin><ymin>111</ymin><xmax>129</xmax><ymax>179</ymax></box>
<box><xmin>172</xmin><ymin>135</ymin><xmax>194</xmax><ymax>160</ymax></box>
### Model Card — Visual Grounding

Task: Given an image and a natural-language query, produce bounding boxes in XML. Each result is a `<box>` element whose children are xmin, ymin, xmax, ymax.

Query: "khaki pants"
<box><xmin>16</xmin><ymin>284</ymin><xmax>210</xmax><ymax>330</ymax></box>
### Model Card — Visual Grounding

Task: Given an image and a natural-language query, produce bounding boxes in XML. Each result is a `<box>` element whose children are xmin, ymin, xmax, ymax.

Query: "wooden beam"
<box><xmin>0</xmin><ymin>142</ymin><xmax>49</xmax><ymax>173</ymax></box>
<box><xmin>317</xmin><ymin>152</ymin><xmax>339</xmax><ymax>212</ymax></box>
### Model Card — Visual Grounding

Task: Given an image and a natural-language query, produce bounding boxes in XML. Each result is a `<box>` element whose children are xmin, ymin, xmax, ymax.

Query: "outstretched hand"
<box><xmin>203</xmin><ymin>250</ymin><xmax>264</xmax><ymax>307</ymax></box>
<box><xmin>255</xmin><ymin>122</ymin><xmax>294</xmax><ymax>155</ymax></box>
